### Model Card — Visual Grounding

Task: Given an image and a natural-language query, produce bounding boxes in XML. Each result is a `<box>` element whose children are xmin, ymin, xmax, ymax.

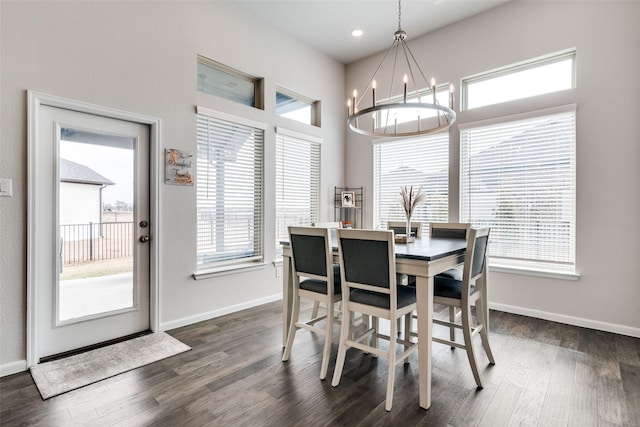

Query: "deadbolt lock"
<box><xmin>139</xmin><ymin>220</ymin><xmax>149</xmax><ymax>228</ymax></box>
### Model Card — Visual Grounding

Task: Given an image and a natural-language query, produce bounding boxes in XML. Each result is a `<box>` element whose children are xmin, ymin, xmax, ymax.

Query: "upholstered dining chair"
<box><xmin>429</xmin><ymin>223</ymin><xmax>471</xmax><ymax>342</ymax></box>
<box><xmin>387</xmin><ymin>220</ymin><xmax>422</xmax><ymax>288</ymax></box>
<box><xmin>282</xmin><ymin>226</ymin><xmax>342</xmax><ymax>380</ymax></box>
<box><xmin>331</xmin><ymin>229</ymin><xmax>417</xmax><ymax>411</ymax></box>
<box><xmin>310</xmin><ymin>222</ymin><xmax>342</xmax><ymax>319</ymax></box>
<box><xmin>432</xmin><ymin>227</ymin><xmax>495</xmax><ymax>388</ymax></box>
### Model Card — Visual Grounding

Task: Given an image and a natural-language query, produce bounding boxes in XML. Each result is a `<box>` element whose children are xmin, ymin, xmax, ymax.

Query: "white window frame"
<box><xmin>459</xmin><ymin>104</ymin><xmax>578</xmax><ymax>278</ymax></box>
<box><xmin>276</xmin><ymin>86</ymin><xmax>321</xmax><ymax>127</ymax></box>
<box><xmin>462</xmin><ymin>49</ymin><xmax>576</xmax><ymax>111</ymax></box>
<box><xmin>373</xmin><ymin>133</ymin><xmax>449</xmax><ymax>230</ymax></box>
<box><xmin>197</xmin><ymin>55</ymin><xmax>264</xmax><ymax>109</ymax></box>
<box><xmin>275</xmin><ymin>127</ymin><xmax>321</xmax><ymax>257</ymax></box>
<box><xmin>194</xmin><ymin>106</ymin><xmax>266</xmax><ymax>278</ymax></box>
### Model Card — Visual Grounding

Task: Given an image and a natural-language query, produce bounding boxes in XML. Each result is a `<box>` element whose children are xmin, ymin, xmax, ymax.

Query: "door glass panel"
<box><xmin>58</xmin><ymin>128</ymin><xmax>135</xmax><ymax>322</ymax></box>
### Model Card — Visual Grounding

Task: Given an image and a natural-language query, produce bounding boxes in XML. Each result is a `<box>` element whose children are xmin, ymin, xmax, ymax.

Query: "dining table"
<box><xmin>281</xmin><ymin>234</ymin><xmax>471</xmax><ymax>410</ymax></box>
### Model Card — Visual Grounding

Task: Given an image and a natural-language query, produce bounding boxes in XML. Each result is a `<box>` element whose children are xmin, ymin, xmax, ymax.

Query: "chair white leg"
<box><xmin>461</xmin><ymin>303</ymin><xmax>483</xmax><ymax>388</ymax></box>
<box><xmin>475</xmin><ymin>298</ymin><xmax>495</xmax><ymax>365</ymax></box>
<box><xmin>371</xmin><ymin>316</ymin><xmax>379</xmax><ymax>358</ymax></box>
<box><xmin>449</xmin><ymin>306</ymin><xmax>457</xmax><ymax>347</ymax></box>
<box><xmin>282</xmin><ymin>295</ymin><xmax>301</xmax><ymax>362</ymax></box>
<box><xmin>396</xmin><ymin>317</ymin><xmax>402</xmax><ymax>336</ymax></box>
<box><xmin>403</xmin><ymin>312</ymin><xmax>412</xmax><ymax>364</ymax></box>
<box><xmin>385</xmin><ymin>316</ymin><xmax>398</xmax><ymax>411</ymax></box>
<box><xmin>319</xmin><ymin>299</ymin><xmax>334</xmax><ymax>380</ymax></box>
<box><xmin>331</xmin><ymin>303</ymin><xmax>351</xmax><ymax>387</ymax></box>
<box><xmin>311</xmin><ymin>301</ymin><xmax>320</xmax><ymax>319</ymax></box>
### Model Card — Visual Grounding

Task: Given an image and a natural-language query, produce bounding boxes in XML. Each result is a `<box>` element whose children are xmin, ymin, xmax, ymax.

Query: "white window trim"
<box><xmin>457</xmin><ymin>103</ymin><xmax>577</xmax><ymax>130</ymax></box>
<box><xmin>192</xmin><ymin>262</ymin><xmax>267</xmax><ymax>280</ymax></box>
<box><xmin>195</xmin><ymin>106</ymin><xmax>265</xmax><ymax>275</ymax></box>
<box><xmin>459</xmin><ymin>104</ymin><xmax>577</xmax><ymax>277</ymax></box>
<box><xmin>196</xmin><ymin>105</ymin><xmax>266</xmax><ymax>130</ymax></box>
<box><xmin>274</xmin><ymin>127</ymin><xmax>322</xmax><ymax>258</ymax></box>
<box><xmin>489</xmin><ymin>261</ymin><xmax>580</xmax><ymax>281</ymax></box>
<box><xmin>275</xmin><ymin>126</ymin><xmax>322</xmax><ymax>144</ymax></box>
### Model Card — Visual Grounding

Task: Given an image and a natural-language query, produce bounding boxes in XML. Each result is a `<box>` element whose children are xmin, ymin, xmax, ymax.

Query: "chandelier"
<box><xmin>347</xmin><ymin>0</ymin><xmax>456</xmax><ymax>138</ymax></box>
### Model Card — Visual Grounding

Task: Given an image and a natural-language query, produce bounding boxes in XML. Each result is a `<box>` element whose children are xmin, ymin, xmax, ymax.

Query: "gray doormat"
<box><xmin>30</xmin><ymin>332</ymin><xmax>190</xmax><ymax>399</ymax></box>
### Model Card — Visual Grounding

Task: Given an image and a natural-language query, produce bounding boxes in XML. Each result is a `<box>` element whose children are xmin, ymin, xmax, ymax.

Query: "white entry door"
<box><xmin>31</xmin><ymin>102</ymin><xmax>152</xmax><ymax>361</ymax></box>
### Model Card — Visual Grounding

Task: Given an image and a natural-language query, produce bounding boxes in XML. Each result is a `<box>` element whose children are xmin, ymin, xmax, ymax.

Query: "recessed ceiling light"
<box><xmin>351</xmin><ymin>29</ymin><xmax>363</xmax><ymax>38</ymax></box>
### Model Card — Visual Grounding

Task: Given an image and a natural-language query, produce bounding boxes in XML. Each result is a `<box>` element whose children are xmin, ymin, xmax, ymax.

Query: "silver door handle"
<box><xmin>139</xmin><ymin>235</ymin><xmax>150</xmax><ymax>243</ymax></box>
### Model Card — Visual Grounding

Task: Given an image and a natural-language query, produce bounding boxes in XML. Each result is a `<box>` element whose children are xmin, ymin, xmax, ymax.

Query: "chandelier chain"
<box><xmin>398</xmin><ymin>0</ymin><xmax>402</xmax><ymax>31</ymax></box>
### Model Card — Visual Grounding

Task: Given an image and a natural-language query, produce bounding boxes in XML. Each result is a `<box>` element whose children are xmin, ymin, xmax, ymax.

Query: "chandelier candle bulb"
<box><xmin>449</xmin><ymin>84</ymin><xmax>454</xmax><ymax>109</ymax></box>
<box><xmin>347</xmin><ymin>99</ymin><xmax>352</xmax><ymax>117</ymax></box>
<box><xmin>403</xmin><ymin>74</ymin><xmax>408</xmax><ymax>103</ymax></box>
<box><xmin>372</xmin><ymin>80</ymin><xmax>377</xmax><ymax>106</ymax></box>
<box><xmin>431</xmin><ymin>78</ymin><xmax>437</xmax><ymax>104</ymax></box>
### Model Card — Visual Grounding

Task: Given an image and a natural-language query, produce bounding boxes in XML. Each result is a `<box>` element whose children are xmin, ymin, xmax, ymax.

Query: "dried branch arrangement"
<box><xmin>400</xmin><ymin>185</ymin><xmax>425</xmax><ymax>218</ymax></box>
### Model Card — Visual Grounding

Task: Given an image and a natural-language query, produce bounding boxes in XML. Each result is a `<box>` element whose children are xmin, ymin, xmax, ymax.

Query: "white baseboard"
<box><xmin>490</xmin><ymin>302</ymin><xmax>640</xmax><ymax>338</ymax></box>
<box><xmin>1</xmin><ymin>360</ymin><xmax>27</xmax><ymax>377</ymax></box>
<box><xmin>160</xmin><ymin>293</ymin><xmax>282</xmax><ymax>331</ymax></box>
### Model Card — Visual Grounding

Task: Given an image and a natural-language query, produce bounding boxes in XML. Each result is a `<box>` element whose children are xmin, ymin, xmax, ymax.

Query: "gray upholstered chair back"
<box><xmin>471</xmin><ymin>233</ymin><xmax>489</xmax><ymax>278</ymax></box>
<box><xmin>289</xmin><ymin>232</ymin><xmax>327</xmax><ymax>277</ymax></box>
<box><xmin>430</xmin><ymin>223</ymin><xmax>470</xmax><ymax>239</ymax></box>
<box><xmin>339</xmin><ymin>236</ymin><xmax>391</xmax><ymax>288</ymax></box>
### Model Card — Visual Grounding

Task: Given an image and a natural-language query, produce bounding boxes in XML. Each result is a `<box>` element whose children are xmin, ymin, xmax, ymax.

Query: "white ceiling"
<box><xmin>233</xmin><ymin>0</ymin><xmax>512</xmax><ymax>64</ymax></box>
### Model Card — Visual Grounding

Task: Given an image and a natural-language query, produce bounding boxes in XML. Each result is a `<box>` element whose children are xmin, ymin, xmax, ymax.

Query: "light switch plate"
<box><xmin>0</xmin><ymin>179</ymin><xmax>13</xmax><ymax>197</ymax></box>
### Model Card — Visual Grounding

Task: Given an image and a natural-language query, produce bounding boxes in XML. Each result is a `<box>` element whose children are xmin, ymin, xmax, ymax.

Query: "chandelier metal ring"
<box><xmin>347</xmin><ymin>103</ymin><xmax>456</xmax><ymax>138</ymax></box>
<box><xmin>346</xmin><ymin>0</ymin><xmax>456</xmax><ymax>138</ymax></box>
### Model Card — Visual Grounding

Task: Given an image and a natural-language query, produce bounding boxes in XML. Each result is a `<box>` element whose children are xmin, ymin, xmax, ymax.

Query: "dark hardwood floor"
<box><xmin>1</xmin><ymin>301</ymin><xmax>639</xmax><ymax>426</ymax></box>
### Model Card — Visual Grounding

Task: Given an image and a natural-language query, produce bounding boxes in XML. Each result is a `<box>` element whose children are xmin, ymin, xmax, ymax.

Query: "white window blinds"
<box><xmin>196</xmin><ymin>109</ymin><xmax>264</xmax><ymax>269</ymax></box>
<box><xmin>459</xmin><ymin>105</ymin><xmax>576</xmax><ymax>271</ymax></box>
<box><xmin>275</xmin><ymin>128</ymin><xmax>320</xmax><ymax>255</ymax></box>
<box><xmin>373</xmin><ymin>133</ymin><xmax>449</xmax><ymax>230</ymax></box>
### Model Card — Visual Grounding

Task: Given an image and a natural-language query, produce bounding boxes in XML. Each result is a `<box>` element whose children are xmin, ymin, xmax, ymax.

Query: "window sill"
<box><xmin>489</xmin><ymin>262</ymin><xmax>580</xmax><ymax>281</ymax></box>
<box><xmin>193</xmin><ymin>262</ymin><xmax>267</xmax><ymax>280</ymax></box>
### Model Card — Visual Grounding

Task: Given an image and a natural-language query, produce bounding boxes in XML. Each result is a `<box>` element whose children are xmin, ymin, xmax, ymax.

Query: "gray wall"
<box><xmin>0</xmin><ymin>1</ymin><xmax>345</xmax><ymax>373</ymax></box>
<box><xmin>346</xmin><ymin>1</ymin><xmax>640</xmax><ymax>334</ymax></box>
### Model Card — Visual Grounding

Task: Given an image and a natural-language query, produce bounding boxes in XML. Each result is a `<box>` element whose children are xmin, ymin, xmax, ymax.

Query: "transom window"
<box><xmin>462</xmin><ymin>49</ymin><xmax>575</xmax><ymax>110</ymax></box>
<box><xmin>197</xmin><ymin>55</ymin><xmax>264</xmax><ymax>109</ymax></box>
<box><xmin>377</xmin><ymin>85</ymin><xmax>450</xmax><ymax>127</ymax></box>
<box><xmin>276</xmin><ymin>87</ymin><xmax>320</xmax><ymax>127</ymax></box>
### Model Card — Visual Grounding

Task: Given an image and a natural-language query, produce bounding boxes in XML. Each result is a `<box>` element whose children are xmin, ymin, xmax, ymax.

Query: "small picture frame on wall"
<box><xmin>341</xmin><ymin>191</ymin><xmax>355</xmax><ymax>207</ymax></box>
<box><xmin>165</xmin><ymin>148</ymin><xmax>194</xmax><ymax>186</ymax></box>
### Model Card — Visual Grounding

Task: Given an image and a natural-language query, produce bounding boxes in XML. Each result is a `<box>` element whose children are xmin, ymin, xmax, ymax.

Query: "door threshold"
<box><xmin>39</xmin><ymin>330</ymin><xmax>152</xmax><ymax>364</ymax></box>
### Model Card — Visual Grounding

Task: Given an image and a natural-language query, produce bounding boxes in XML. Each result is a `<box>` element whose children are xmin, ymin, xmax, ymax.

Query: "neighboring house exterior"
<box><xmin>59</xmin><ymin>158</ymin><xmax>114</xmax><ymax>226</ymax></box>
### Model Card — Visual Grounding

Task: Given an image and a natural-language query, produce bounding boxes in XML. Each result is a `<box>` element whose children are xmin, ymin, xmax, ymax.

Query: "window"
<box><xmin>463</xmin><ymin>50</ymin><xmax>575</xmax><ymax>110</ymax></box>
<box><xmin>459</xmin><ymin>105</ymin><xmax>576</xmax><ymax>272</ymax></box>
<box><xmin>377</xmin><ymin>85</ymin><xmax>451</xmax><ymax>127</ymax></box>
<box><xmin>196</xmin><ymin>107</ymin><xmax>265</xmax><ymax>271</ymax></box>
<box><xmin>373</xmin><ymin>133</ymin><xmax>449</xmax><ymax>230</ymax></box>
<box><xmin>276</xmin><ymin>87</ymin><xmax>320</xmax><ymax>126</ymax></box>
<box><xmin>275</xmin><ymin>128</ymin><xmax>321</xmax><ymax>255</ymax></box>
<box><xmin>197</xmin><ymin>55</ymin><xmax>264</xmax><ymax>109</ymax></box>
